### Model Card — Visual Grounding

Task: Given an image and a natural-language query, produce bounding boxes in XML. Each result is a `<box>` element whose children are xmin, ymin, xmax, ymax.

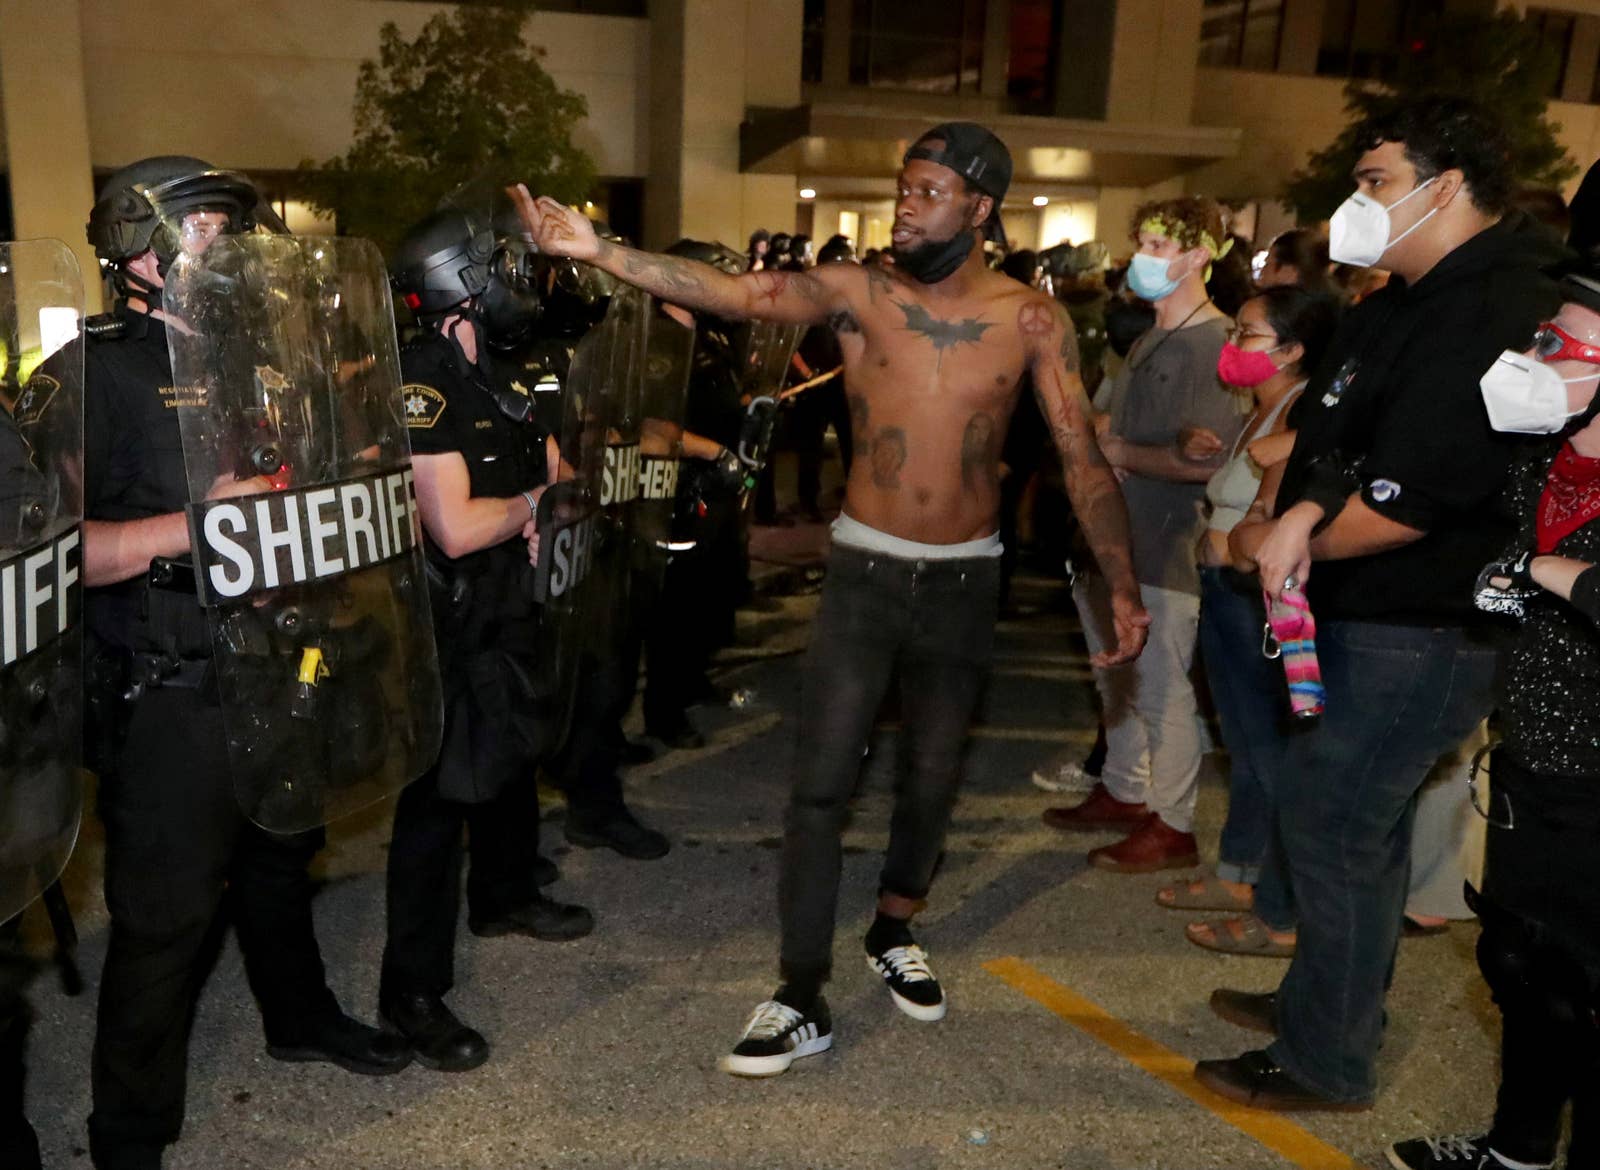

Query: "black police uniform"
<box><xmin>82</xmin><ymin>304</ymin><xmax>362</xmax><ymax>1169</ymax></box>
<box><xmin>642</xmin><ymin>321</ymin><xmax>747</xmax><ymax>740</ymax></box>
<box><xmin>381</xmin><ymin>330</ymin><xmax>561</xmax><ymax>1011</ymax></box>
<box><xmin>0</xmin><ymin>401</ymin><xmax>50</xmax><ymax>1170</ymax></box>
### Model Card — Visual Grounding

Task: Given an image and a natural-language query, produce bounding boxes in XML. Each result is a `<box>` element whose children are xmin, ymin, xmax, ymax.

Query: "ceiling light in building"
<box><xmin>799</xmin><ymin>188</ymin><xmax>817</xmax><ymax>200</ymax></box>
<box><xmin>1032</xmin><ymin>196</ymin><xmax>1050</xmax><ymax>207</ymax></box>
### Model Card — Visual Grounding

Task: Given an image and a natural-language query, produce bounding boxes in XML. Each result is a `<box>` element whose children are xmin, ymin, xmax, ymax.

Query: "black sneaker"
<box><xmin>720</xmin><ymin>997</ymin><xmax>833</xmax><ymax>1077</ymax></box>
<box><xmin>1387</xmin><ymin>1135</ymin><xmax>1544</xmax><ymax>1170</ymax></box>
<box><xmin>866</xmin><ymin>943</ymin><xmax>947</xmax><ymax>1021</ymax></box>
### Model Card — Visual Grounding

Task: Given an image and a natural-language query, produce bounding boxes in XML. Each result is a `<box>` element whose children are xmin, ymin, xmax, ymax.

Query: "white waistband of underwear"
<box><xmin>831</xmin><ymin>512</ymin><xmax>1003</xmax><ymax>560</ymax></box>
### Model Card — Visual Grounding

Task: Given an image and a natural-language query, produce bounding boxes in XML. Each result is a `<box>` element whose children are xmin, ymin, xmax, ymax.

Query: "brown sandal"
<box><xmin>1186</xmin><ymin>915</ymin><xmax>1296</xmax><ymax>958</ymax></box>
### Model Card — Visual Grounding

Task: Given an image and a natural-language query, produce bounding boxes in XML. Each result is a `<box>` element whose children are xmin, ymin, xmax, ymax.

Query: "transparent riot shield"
<box><xmin>630</xmin><ymin>309</ymin><xmax>695</xmax><ymax>585</ymax></box>
<box><xmin>162</xmin><ymin>235</ymin><xmax>444</xmax><ymax>832</ymax></box>
<box><xmin>734</xmin><ymin>321</ymin><xmax>806</xmax><ymax>494</ymax></box>
<box><xmin>0</xmin><ymin>240</ymin><xmax>83</xmax><ymax>922</ymax></box>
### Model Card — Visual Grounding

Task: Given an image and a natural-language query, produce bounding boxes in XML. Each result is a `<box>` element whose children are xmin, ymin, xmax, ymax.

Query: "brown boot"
<box><xmin>1088</xmin><ymin>814</ymin><xmax>1199</xmax><ymax>873</ymax></box>
<box><xmin>1041</xmin><ymin>783</ymin><xmax>1148</xmax><ymax>832</ymax></box>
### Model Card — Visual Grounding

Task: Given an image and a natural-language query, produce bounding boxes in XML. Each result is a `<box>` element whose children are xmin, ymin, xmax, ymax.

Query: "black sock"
<box><xmin>865</xmin><ymin>911</ymin><xmax>915</xmax><ymax>956</ymax></box>
<box><xmin>774</xmin><ymin>977</ymin><xmax>821</xmax><ymax>1013</ymax></box>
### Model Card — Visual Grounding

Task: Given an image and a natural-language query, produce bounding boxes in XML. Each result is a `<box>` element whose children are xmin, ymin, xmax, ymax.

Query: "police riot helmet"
<box><xmin>390</xmin><ymin>208</ymin><xmax>495</xmax><ymax>320</ymax></box>
<box><xmin>87</xmin><ymin>156</ymin><xmax>275</xmax><ymax>298</ymax></box>
<box><xmin>664</xmin><ymin>238</ymin><xmax>747</xmax><ymax>276</ymax></box>
<box><xmin>817</xmin><ymin>238</ymin><xmax>856</xmax><ymax>265</ymax></box>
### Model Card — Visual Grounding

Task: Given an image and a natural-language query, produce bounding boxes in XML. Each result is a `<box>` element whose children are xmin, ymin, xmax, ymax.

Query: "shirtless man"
<box><xmin>511</xmin><ymin>122</ymin><xmax>1147</xmax><ymax>1076</ymax></box>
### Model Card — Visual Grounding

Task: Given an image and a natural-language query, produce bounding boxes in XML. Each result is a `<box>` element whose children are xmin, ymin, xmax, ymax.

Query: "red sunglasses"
<box><xmin>1532</xmin><ymin>321</ymin><xmax>1600</xmax><ymax>366</ymax></box>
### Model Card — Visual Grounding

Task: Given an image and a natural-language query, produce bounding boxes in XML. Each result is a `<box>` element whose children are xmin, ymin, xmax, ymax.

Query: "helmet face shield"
<box><xmin>177</xmin><ymin>210</ymin><xmax>233</xmax><ymax>257</ymax></box>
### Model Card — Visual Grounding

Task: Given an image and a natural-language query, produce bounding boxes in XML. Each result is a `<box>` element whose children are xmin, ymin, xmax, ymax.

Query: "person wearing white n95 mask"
<box><xmin>1480</xmin><ymin>289</ymin><xmax>1600</xmax><ymax>433</ymax></box>
<box><xmin>1328</xmin><ymin>176</ymin><xmax>1440</xmax><ymax>268</ymax></box>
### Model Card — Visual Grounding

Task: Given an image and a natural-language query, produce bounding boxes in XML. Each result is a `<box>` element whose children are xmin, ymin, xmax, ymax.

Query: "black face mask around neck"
<box><xmin>891</xmin><ymin>228</ymin><xmax>977</xmax><ymax>284</ymax></box>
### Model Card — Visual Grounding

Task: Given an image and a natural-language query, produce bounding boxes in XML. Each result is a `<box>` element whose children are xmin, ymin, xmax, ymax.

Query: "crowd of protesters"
<box><xmin>716</xmin><ymin>93</ymin><xmax>1600</xmax><ymax>1170</ymax></box>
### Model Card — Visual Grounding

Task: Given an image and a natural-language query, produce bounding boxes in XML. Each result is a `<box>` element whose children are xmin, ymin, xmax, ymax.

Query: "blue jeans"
<box><xmin>1267</xmin><ymin>620</ymin><xmax>1498</xmax><ymax>1103</ymax></box>
<box><xmin>1197</xmin><ymin>568</ymin><xmax>1295</xmax><ymax>928</ymax></box>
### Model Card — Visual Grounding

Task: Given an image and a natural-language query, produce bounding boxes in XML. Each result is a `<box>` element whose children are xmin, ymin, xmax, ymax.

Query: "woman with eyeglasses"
<box><xmin>1154</xmin><ymin>287</ymin><xmax>1338</xmax><ymax>956</ymax></box>
<box><xmin>1389</xmin><ymin>273</ymin><xmax>1600</xmax><ymax>1170</ymax></box>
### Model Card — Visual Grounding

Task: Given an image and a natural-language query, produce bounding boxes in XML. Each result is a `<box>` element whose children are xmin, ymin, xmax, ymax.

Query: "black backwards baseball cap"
<box><xmin>903</xmin><ymin>122</ymin><xmax>1013</xmax><ymax>244</ymax></box>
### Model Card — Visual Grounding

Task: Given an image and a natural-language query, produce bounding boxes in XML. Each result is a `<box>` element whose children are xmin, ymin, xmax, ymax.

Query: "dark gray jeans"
<box><xmin>778</xmin><ymin>544</ymin><xmax>1000</xmax><ymax>982</ymax></box>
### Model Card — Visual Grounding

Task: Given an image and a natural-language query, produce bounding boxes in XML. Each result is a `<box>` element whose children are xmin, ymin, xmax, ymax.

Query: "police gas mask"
<box><xmin>1479</xmin><ymin>320</ymin><xmax>1600</xmax><ymax>435</ymax></box>
<box><xmin>478</xmin><ymin>243</ymin><xmax>543</xmax><ymax>352</ymax></box>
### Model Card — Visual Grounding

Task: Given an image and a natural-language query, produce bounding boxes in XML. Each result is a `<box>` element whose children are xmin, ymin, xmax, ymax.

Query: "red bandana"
<box><xmin>1537</xmin><ymin>441</ymin><xmax>1600</xmax><ymax>553</ymax></box>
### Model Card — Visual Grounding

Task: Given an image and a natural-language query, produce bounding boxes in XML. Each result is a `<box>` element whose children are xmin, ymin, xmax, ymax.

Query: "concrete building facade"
<box><xmin>2</xmin><ymin>0</ymin><xmax>1598</xmax><ymax>312</ymax></box>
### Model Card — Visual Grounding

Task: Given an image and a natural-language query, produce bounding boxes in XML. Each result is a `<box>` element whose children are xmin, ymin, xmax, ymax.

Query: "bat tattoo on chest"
<box><xmin>892</xmin><ymin>299</ymin><xmax>994</xmax><ymax>369</ymax></box>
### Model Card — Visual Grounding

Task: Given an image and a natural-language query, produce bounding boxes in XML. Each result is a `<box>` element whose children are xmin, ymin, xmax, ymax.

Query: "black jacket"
<box><xmin>1501</xmin><ymin>448</ymin><xmax>1600</xmax><ymax>777</ymax></box>
<box><xmin>1277</xmin><ymin>211</ymin><xmax>1567</xmax><ymax>624</ymax></box>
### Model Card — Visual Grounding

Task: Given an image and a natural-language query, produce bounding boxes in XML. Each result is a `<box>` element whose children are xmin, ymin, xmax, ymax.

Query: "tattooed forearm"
<box><xmin>592</xmin><ymin>238</ymin><xmax>728</xmax><ymax>313</ymax></box>
<box><xmin>960</xmin><ymin>412</ymin><xmax>999</xmax><ymax>495</ymax></box>
<box><xmin>870</xmin><ymin>426</ymin><xmax>908</xmax><ymax>491</ymax></box>
<box><xmin>591</xmin><ymin>239</ymin><xmax>831</xmax><ymax>324</ymax></box>
<box><xmin>1036</xmin><ymin>370</ymin><xmax>1136</xmax><ymax>593</ymax></box>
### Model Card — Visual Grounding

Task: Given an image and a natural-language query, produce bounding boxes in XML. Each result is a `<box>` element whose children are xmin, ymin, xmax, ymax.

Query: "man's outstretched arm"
<box><xmin>1024</xmin><ymin>298</ymin><xmax>1148</xmax><ymax>665</ymax></box>
<box><xmin>508</xmin><ymin>185</ymin><xmax>839</xmax><ymax>325</ymax></box>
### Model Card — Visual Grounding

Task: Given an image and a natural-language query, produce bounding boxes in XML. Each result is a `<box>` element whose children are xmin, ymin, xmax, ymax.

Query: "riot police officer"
<box><xmin>383</xmin><ymin>208</ymin><xmax>592</xmax><ymax>1073</ymax></box>
<box><xmin>0</xmin><ymin>247</ymin><xmax>84</xmax><ymax>1167</ymax></box>
<box><xmin>641</xmin><ymin>240</ymin><xmax>753</xmax><ymax>748</ymax></box>
<box><xmin>80</xmin><ymin>157</ymin><xmax>409</xmax><ymax>1170</ymax></box>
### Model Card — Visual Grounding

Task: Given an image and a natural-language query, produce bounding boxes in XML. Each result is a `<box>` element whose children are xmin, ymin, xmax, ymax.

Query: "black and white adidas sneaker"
<box><xmin>720</xmin><ymin>997</ymin><xmax>833</xmax><ymax>1077</ymax></box>
<box><xmin>866</xmin><ymin>943</ymin><xmax>947</xmax><ymax>1021</ymax></box>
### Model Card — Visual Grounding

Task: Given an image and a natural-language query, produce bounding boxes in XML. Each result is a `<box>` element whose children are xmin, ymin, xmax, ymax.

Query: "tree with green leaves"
<box><xmin>297</xmin><ymin>0</ymin><xmax>596</xmax><ymax>253</ymax></box>
<box><xmin>1283</xmin><ymin>8</ymin><xmax>1578</xmax><ymax>224</ymax></box>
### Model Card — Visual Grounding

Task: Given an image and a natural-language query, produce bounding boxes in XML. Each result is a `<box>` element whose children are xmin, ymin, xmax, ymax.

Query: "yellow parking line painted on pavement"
<box><xmin>982</xmin><ymin>957</ymin><xmax>1361</xmax><ymax>1170</ymax></box>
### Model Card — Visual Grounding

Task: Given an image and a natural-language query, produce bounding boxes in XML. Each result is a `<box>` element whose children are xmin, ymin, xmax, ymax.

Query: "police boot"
<box><xmin>265</xmin><ymin>1009</ymin><xmax>413</xmax><ymax>1076</ymax></box>
<box><xmin>468</xmin><ymin>893</ymin><xmax>594</xmax><ymax>941</ymax></box>
<box><xmin>565</xmin><ymin>805</ymin><xmax>671</xmax><ymax>860</ymax></box>
<box><xmin>0</xmin><ymin>994</ymin><xmax>40</xmax><ymax>1170</ymax></box>
<box><xmin>379</xmin><ymin>992</ymin><xmax>489</xmax><ymax>1073</ymax></box>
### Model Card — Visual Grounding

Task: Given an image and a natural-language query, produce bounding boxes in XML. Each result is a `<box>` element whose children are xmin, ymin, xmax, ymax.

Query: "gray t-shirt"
<box><xmin>1109</xmin><ymin>316</ymin><xmax>1243</xmax><ymax>595</ymax></box>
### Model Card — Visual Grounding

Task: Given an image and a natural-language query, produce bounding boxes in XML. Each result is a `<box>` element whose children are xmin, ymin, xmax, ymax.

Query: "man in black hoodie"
<box><xmin>1201</xmin><ymin>96</ymin><xmax>1566</xmax><ymax>1112</ymax></box>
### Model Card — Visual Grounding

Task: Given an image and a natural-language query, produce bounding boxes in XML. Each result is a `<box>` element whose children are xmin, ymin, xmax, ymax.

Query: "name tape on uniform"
<box><xmin>600</xmin><ymin>443</ymin><xmax>680</xmax><ymax>507</ymax></box>
<box><xmin>0</xmin><ymin>525</ymin><xmax>81</xmax><ymax>668</ymax></box>
<box><xmin>187</xmin><ymin>467</ymin><xmax>419</xmax><ymax>606</ymax></box>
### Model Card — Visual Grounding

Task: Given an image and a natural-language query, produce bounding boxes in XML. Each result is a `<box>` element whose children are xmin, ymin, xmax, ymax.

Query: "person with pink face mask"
<box><xmin>1154</xmin><ymin>287</ymin><xmax>1338</xmax><ymax>954</ymax></box>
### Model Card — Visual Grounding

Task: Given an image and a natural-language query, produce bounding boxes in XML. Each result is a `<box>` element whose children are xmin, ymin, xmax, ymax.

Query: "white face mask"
<box><xmin>1328</xmin><ymin>177</ymin><xmax>1438</xmax><ymax>268</ymax></box>
<box><xmin>1478</xmin><ymin>350</ymin><xmax>1596</xmax><ymax>434</ymax></box>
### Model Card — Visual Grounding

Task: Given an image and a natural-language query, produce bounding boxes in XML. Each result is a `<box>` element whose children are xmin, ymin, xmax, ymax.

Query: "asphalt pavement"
<box><xmin>22</xmin><ymin>561</ymin><xmax>1499</xmax><ymax>1170</ymax></box>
